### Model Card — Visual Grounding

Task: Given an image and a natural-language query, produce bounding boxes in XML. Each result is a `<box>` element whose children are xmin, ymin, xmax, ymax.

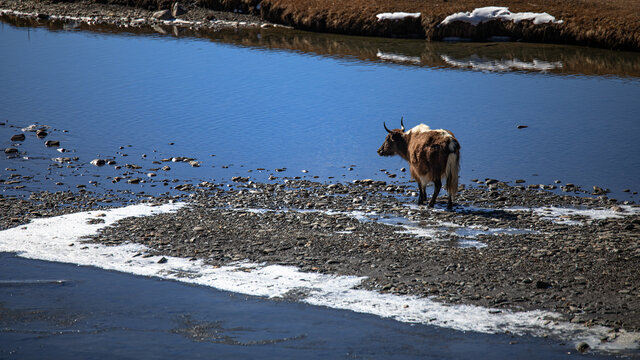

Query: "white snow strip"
<box><xmin>376</xmin><ymin>12</ymin><xmax>421</xmax><ymax>21</ymax></box>
<box><xmin>512</xmin><ymin>205</ymin><xmax>640</xmax><ymax>225</ymax></box>
<box><xmin>441</xmin><ymin>6</ymin><xmax>563</xmax><ymax>26</ymax></box>
<box><xmin>376</xmin><ymin>51</ymin><xmax>421</xmax><ymax>64</ymax></box>
<box><xmin>0</xmin><ymin>203</ymin><xmax>639</xmax><ymax>352</ymax></box>
<box><xmin>442</xmin><ymin>55</ymin><xmax>563</xmax><ymax>72</ymax></box>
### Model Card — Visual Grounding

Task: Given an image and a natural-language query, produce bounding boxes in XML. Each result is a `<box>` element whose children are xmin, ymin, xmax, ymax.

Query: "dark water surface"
<box><xmin>1</xmin><ymin>19</ymin><xmax>640</xmax><ymax>201</ymax></box>
<box><xmin>0</xmin><ymin>252</ymin><xmax>606</xmax><ymax>359</ymax></box>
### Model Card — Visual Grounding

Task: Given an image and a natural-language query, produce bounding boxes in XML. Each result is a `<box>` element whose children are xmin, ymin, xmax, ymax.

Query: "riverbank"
<box><xmin>3</xmin><ymin>177</ymin><xmax>640</xmax><ymax>339</ymax></box>
<box><xmin>1</xmin><ymin>0</ymin><xmax>639</xmax><ymax>51</ymax></box>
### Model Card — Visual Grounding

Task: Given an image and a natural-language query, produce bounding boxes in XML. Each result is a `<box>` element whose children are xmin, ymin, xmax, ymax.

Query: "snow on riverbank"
<box><xmin>1</xmin><ymin>202</ymin><xmax>639</xmax><ymax>353</ymax></box>
<box><xmin>376</xmin><ymin>12</ymin><xmax>421</xmax><ymax>21</ymax></box>
<box><xmin>441</xmin><ymin>7</ymin><xmax>563</xmax><ymax>26</ymax></box>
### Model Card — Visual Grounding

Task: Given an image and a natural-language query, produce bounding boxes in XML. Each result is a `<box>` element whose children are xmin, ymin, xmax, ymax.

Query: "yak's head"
<box><xmin>377</xmin><ymin>118</ymin><xmax>406</xmax><ymax>157</ymax></box>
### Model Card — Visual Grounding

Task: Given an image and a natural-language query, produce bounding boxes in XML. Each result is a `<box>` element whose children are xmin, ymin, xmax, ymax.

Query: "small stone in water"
<box><xmin>90</xmin><ymin>159</ymin><xmax>106</xmax><ymax>166</ymax></box>
<box><xmin>11</xmin><ymin>134</ymin><xmax>25</xmax><ymax>141</ymax></box>
<box><xmin>575</xmin><ymin>342</ymin><xmax>590</xmax><ymax>353</ymax></box>
<box><xmin>4</xmin><ymin>148</ymin><xmax>18</xmax><ymax>154</ymax></box>
<box><xmin>157</xmin><ymin>257</ymin><xmax>168</xmax><ymax>264</ymax></box>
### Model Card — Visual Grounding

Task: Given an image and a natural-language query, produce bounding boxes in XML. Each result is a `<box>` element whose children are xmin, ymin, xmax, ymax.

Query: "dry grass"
<box><xmin>256</xmin><ymin>0</ymin><xmax>640</xmax><ymax>50</ymax></box>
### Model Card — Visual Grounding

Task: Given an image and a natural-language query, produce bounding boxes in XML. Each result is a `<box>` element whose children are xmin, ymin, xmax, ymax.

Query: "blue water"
<box><xmin>1</xmin><ymin>21</ymin><xmax>640</xmax><ymax>200</ymax></box>
<box><xmin>0</xmin><ymin>252</ymin><xmax>605</xmax><ymax>359</ymax></box>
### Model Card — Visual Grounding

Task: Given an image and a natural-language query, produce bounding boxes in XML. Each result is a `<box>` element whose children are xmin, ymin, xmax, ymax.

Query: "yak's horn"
<box><xmin>400</xmin><ymin>117</ymin><xmax>405</xmax><ymax>131</ymax></box>
<box><xmin>384</xmin><ymin>122</ymin><xmax>392</xmax><ymax>134</ymax></box>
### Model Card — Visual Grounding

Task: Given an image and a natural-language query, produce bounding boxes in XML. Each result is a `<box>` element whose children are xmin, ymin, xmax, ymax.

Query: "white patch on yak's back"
<box><xmin>406</xmin><ymin>124</ymin><xmax>431</xmax><ymax>134</ymax></box>
<box><xmin>406</xmin><ymin>124</ymin><xmax>452</xmax><ymax>141</ymax></box>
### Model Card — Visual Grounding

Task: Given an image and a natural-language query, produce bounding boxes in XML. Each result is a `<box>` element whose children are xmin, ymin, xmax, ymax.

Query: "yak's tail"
<box><xmin>445</xmin><ymin>138</ymin><xmax>460</xmax><ymax>200</ymax></box>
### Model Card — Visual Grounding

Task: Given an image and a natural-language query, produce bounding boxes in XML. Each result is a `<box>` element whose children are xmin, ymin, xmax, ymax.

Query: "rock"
<box><xmin>45</xmin><ymin>140</ymin><xmax>60</xmax><ymax>147</ymax></box>
<box><xmin>157</xmin><ymin>257</ymin><xmax>168</xmax><ymax>264</ymax></box>
<box><xmin>515</xmin><ymin>179</ymin><xmax>526</xmax><ymax>183</ymax></box>
<box><xmin>4</xmin><ymin>148</ymin><xmax>18</xmax><ymax>154</ymax></box>
<box><xmin>152</xmin><ymin>9</ymin><xmax>173</xmax><ymax>20</ymax></box>
<box><xmin>193</xmin><ymin>226</ymin><xmax>205</xmax><ymax>232</ymax></box>
<box><xmin>575</xmin><ymin>342</ymin><xmax>590</xmax><ymax>353</ymax></box>
<box><xmin>162</xmin><ymin>166</ymin><xmax>171</xmax><ymax>171</ymax></box>
<box><xmin>535</xmin><ymin>280</ymin><xmax>551</xmax><ymax>289</ymax></box>
<box><xmin>36</xmin><ymin>130</ymin><xmax>48</xmax><ymax>138</ymax></box>
<box><xmin>22</xmin><ymin>124</ymin><xmax>49</xmax><ymax>132</ymax></box>
<box><xmin>127</xmin><ymin>178</ymin><xmax>141</xmax><ymax>184</ymax></box>
<box><xmin>11</xmin><ymin>134</ymin><xmax>25</xmax><ymax>141</ymax></box>
<box><xmin>592</xmin><ymin>186</ymin><xmax>609</xmax><ymax>195</ymax></box>
<box><xmin>189</xmin><ymin>161</ymin><xmax>200</xmax><ymax>167</ymax></box>
<box><xmin>517</xmin><ymin>125</ymin><xmax>528</xmax><ymax>129</ymax></box>
<box><xmin>90</xmin><ymin>159</ymin><xmax>106</xmax><ymax>166</ymax></box>
<box><xmin>172</xmin><ymin>2</ymin><xmax>187</xmax><ymax>17</ymax></box>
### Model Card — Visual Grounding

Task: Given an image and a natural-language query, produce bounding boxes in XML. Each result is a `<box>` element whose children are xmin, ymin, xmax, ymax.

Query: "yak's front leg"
<box><xmin>428</xmin><ymin>179</ymin><xmax>442</xmax><ymax>208</ymax></box>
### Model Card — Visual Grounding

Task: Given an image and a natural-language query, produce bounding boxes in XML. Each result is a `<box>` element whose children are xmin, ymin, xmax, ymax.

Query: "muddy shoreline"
<box><xmin>1</xmin><ymin>0</ymin><xmax>639</xmax><ymax>51</ymax></box>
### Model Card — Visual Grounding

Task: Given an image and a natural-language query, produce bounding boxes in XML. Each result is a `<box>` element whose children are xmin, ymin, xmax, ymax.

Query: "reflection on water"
<box><xmin>440</xmin><ymin>55</ymin><xmax>563</xmax><ymax>72</ymax></box>
<box><xmin>1</xmin><ymin>15</ymin><xmax>639</xmax><ymax>202</ymax></box>
<box><xmin>3</xmin><ymin>13</ymin><xmax>640</xmax><ymax>78</ymax></box>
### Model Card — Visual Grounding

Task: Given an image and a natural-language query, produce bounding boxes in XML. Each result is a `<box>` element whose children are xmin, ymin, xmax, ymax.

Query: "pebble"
<box><xmin>575</xmin><ymin>342</ymin><xmax>590</xmax><ymax>353</ymax></box>
<box><xmin>4</xmin><ymin>148</ymin><xmax>18</xmax><ymax>154</ymax></box>
<box><xmin>45</xmin><ymin>140</ymin><xmax>60</xmax><ymax>147</ymax></box>
<box><xmin>11</xmin><ymin>134</ymin><xmax>25</xmax><ymax>141</ymax></box>
<box><xmin>152</xmin><ymin>9</ymin><xmax>173</xmax><ymax>20</ymax></box>
<box><xmin>90</xmin><ymin>159</ymin><xmax>106</xmax><ymax>166</ymax></box>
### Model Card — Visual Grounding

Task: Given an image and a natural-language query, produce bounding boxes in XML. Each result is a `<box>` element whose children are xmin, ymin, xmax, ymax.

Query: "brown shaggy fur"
<box><xmin>378</xmin><ymin>123</ymin><xmax>460</xmax><ymax>209</ymax></box>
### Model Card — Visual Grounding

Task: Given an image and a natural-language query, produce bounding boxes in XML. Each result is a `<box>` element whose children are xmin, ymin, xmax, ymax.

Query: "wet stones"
<box><xmin>4</xmin><ymin>148</ymin><xmax>18</xmax><ymax>154</ymax></box>
<box><xmin>152</xmin><ymin>9</ymin><xmax>173</xmax><ymax>20</ymax></box>
<box><xmin>10</xmin><ymin>134</ymin><xmax>25</xmax><ymax>141</ymax></box>
<box><xmin>90</xmin><ymin>159</ymin><xmax>106</xmax><ymax>166</ymax></box>
<box><xmin>172</xmin><ymin>2</ymin><xmax>187</xmax><ymax>17</ymax></box>
<box><xmin>44</xmin><ymin>140</ymin><xmax>60</xmax><ymax>147</ymax></box>
<box><xmin>36</xmin><ymin>129</ymin><xmax>48</xmax><ymax>138</ymax></box>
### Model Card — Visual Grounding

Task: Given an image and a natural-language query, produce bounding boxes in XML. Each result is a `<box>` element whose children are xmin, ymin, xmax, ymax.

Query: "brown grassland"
<box><xmin>94</xmin><ymin>0</ymin><xmax>640</xmax><ymax>50</ymax></box>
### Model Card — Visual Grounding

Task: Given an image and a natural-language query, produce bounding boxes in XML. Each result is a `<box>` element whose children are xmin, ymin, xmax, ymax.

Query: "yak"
<box><xmin>377</xmin><ymin>118</ymin><xmax>460</xmax><ymax>209</ymax></box>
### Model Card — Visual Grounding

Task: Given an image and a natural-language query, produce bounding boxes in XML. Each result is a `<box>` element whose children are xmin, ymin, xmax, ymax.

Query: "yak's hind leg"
<box><xmin>417</xmin><ymin>182</ymin><xmax>426</xmax><ymax>205</ymax></box>
<box><xmin>428</xmin><ymin>178</ymin><xmax>442</xmax><ymax>208</ymax></box>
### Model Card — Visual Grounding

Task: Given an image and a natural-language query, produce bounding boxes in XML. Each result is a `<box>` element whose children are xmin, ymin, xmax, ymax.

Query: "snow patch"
<box><xmin>0</xmin><ymin>203</ymin><xmax>638</xmax><ymax>353</ymax></box>
<box><xmin>376</xmin><ymin>12</ymin><xmax>421</xmax><ymax>21</ymax></box>
<box><xmin>516</xmin><ymin>205</ymin><xmax>640</xmax><ymax>225</ymax></box>
<box><xmin>441</xmin><ymin>6</ymin><xmax>563</xmax><ymax>26</ymax></box>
